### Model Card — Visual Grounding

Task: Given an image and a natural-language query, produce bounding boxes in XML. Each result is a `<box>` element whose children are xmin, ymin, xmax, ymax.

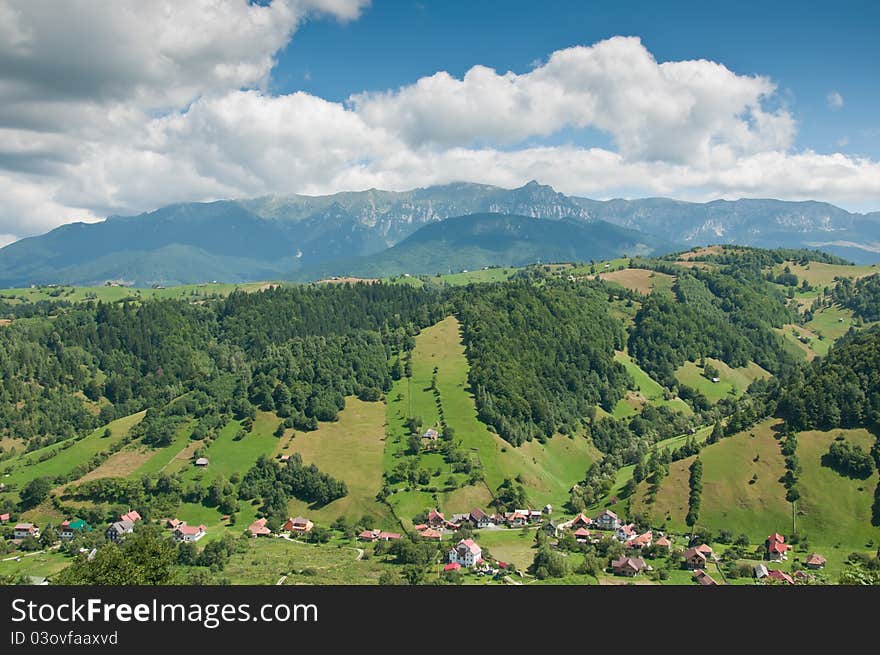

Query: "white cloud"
<box><xmin>351</xmin><ymin>37</ymin><xmax>796</xmax><ymax>165</ymax></box>
<box><xmin>0</xmin><ymin>10</ymin><xmax>877</xmax><ymax>244</ymax></box>
<box><xmin>827</xmin><ymin>91</ymin><xmax>844</xmax><ymax>109</ymax></box>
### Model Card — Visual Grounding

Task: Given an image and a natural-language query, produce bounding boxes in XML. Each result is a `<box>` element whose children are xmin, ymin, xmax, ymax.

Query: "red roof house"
<box><xmin>247</xmin><ymin>518</ymin><xmax>271</xmax><ymax>537</ymax></box>
<box><xmin>444</xmin><ymin>562</ymin><xmax>462</xmax><ymax>572</ymax></box>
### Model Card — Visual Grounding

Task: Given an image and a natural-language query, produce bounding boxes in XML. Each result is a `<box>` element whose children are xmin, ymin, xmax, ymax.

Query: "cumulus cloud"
<box><xmin>352</xmin><ymin>37</ymin><xmax>796</xmax><ymax>166</ymax></box>
<box><xmin>827</xmin><ymin>91</ymin><xmax>844</xmax><ymax>109</ymax></box>
<box><xmin>0</xmin><ymin>5</ymin><xmax>877</xmax><ymax>244</ymax></box>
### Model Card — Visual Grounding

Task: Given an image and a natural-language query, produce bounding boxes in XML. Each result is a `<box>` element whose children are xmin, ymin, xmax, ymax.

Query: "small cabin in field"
<box><xmin>194</xmin><ymin>457</ymin><xmax>209</xmax><ymax>467</ymax></box>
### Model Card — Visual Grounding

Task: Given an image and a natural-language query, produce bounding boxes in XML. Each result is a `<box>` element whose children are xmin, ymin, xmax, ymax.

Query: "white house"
<box><xmin>13</xmin><ymin>523</ymin><xmax>39</xmax><ymax>540</ymax></box>
<box><xmin>173</xmin><ymin>524</ymin><xmax>207</xmax><ymax>543</ymax></box>
<box><xmin>448</xmin><ymin>538</ymin><xmax>482</xmax><ymax>568</ymax></box>
<box><xmin>594</xmin><ymin>509</ymin><xmax>620</xmax><ymax>531</ymax></box>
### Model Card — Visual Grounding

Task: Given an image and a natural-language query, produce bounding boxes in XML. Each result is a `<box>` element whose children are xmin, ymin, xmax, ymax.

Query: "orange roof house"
<box><xmin>247</xmin><ymin>518</ymin><xmax>271</xmax><ymax>537</ymax></box>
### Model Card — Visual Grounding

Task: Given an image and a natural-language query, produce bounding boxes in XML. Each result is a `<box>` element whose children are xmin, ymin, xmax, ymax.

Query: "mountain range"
<box><xmin>1</xmin><ymin>180</ymin><xmax>878</xmax><ymax>287</ymax></box>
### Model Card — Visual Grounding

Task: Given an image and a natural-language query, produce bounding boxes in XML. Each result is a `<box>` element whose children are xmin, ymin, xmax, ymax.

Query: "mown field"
<box><xmin>675</xmin><ymin>358</ymin><xmax>769</xmax><ymax>403</ymax></box>
<box><xmin>599</xmin><ymin>268</ymin><xmax>675</xmax><ymax>295</ymax></box>
<box><xmin>280</xmin><ymin>397</ymin><xmax>394</xmax><ymax>528</ymax></box>
<box><xmin>1</xmin><ymin>411</ymin><xmax>146</xmax><ymax>494</ymax></box>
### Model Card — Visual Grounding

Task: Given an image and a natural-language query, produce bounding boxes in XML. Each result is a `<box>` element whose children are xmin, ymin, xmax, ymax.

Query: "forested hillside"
<box><xmin>1</xmin><ymin>245</ymin><xmax>879</xmax><ymax>585</ymax></box>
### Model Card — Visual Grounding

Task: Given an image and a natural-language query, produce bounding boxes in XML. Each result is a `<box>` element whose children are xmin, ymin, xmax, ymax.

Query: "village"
<box><xmin>0</xmin><ymin>504</ymin><xmax>833</xmax><ymax>586</ymax></box>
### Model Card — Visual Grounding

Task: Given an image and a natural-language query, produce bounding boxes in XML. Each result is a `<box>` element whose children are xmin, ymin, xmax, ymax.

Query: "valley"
<box><xmin>1</xmin><ymin>246</ymin><xmax>879</xmax><ymax>586</ymax></box>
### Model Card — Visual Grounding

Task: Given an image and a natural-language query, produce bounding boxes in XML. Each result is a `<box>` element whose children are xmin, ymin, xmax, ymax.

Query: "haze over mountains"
<box><xmin>1</xmin><ymin>181</ymin><xmax>879</xmax><ymax>287</ymax></box>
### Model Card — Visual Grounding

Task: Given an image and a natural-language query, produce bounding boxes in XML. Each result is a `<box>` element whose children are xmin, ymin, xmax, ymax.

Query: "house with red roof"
<box><xmin>426</xmin><ymin>508</ymin><xmax>446</xmax><ymax>529</ymax></box>
<box><xmin>120</xmin><ymin>510</ymin><xmax>141</xmax><ymax>524</ymax></box>
<box><xmin>444</xmin><ymin>562</ymin><xmax>461</xmax><ymax>572</ymax></box>
<box><xmin>573</xmin><ymin>527</ymin><xmax>591</xmax><ymax>542</ymax></box>
<box><xmin>173</xmin><ymin>524</ymin><xmax>207</xmax><ymax>543</ymax></box>
<box><xmin>0</xmin><ymin>513</ymin><xmax>10</xmax><ymax>523</ymax></box>
<box><xmin>626</xmin><ymin>531</ymin><xmax>653</xmax><ymax>549</ymax></box>
<box><xmin>654</xmin><ymin>536</ymin><xmax>671</xmax><ymax>551</ymax></box>
<box><xmin>448</xmin><ymin>538</ymin><xmax>483</xmax><ymax>568</ymax></box>
<box><xmin>765</xmin><ymin>533</ymin><xmax>791</xmax><ymax>561</ymax></box>
<box><xmin>421</xmin><ymin>528</ymin><xmax>442</xmax><ymax>541</ymax></box>
<box><xmin>247</xmin><ymin>518</ymin><xmax>272</xmax><ymax>537</ymax></box>
<box><xmin>804</xmin><ymin>553</ymin><xmax>826</xmax><ymax>570</ymax></box>
<box><xmin>378</xmin><ymin>531</ymin><xmax>402</xmax><ymax>541</ymax></box>
<box><xmin>766</xmin><ymin>569</ymin><xmax>795</xmax><ymax>585</ymax></box>
<box><xmin>283</xmin><ymin>516</ymin><xmax>313</xmax><ymax>534</ymax></box>
<box><xmin>505</xmin><ymin>511</ymin><xmax>529</xmax><ymax>527</ymax></box>
<box><xmin>358</xmin><ymin>529</ymin><xmax>380</xmax><ymax>542</ymax></box>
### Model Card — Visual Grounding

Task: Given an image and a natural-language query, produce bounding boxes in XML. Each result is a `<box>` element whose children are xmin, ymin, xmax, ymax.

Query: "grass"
<box><xmin>131</xmin><ymin>419</ymin><xmax>197</xmax><ymax>476</ymax></box>
<box><xmin>0</xmin><ymin>550</ymin><xmax>74</xmax><ymax>581</ymax></box>
<box><xmin>181</xmin><ymin>411</ymin><xmax>280</xmax><ymax>485</ymax></box>
<box><xmin>473</xmin><ymin>528</ymin><xmax>538</xmax><ymax>571</ymax></box>
<box><xmin>631</xmin><ymin>418</ymin><xmax>792</xmax><ymax>541</ymax></box>
<box><xmin>1</xmin><ymin>411</ymin><xmax>146</xmax><ymax>491</ymax></box>
<box><xmin>218</xmin><ymin>537</ymin><xmax>397</xmax><ymax>585</ymax></box>
<box><xmin>599</xmin><ymin>268</ymin><xmax>675</xmax><ymax>295</ymax></box>
<box><xmin>0</xmin><ymin>281</ymin><xmax>280</xmax><ymax>306</ymax></box>
<box><xmin>614</xmin><ymin>350</ymin><xmax>692</xmax><ymax>415</ymax></box>
<box><xmin>795</xmin><ymin>428</ymin><xmax>880</xmax><ymax>548</ymax></box>
<box><xmin>280</xmin><ymin>397</ymin><xmax>395</xmax><ymax>528</ymax></box>
<box><xmin>780</xmin><ymin>262</ymin><xmax>878</xmax><ymax>287</ymax></box>
<box><xmin>675</xmin><ymin>358</ymin><xmax>769</xmax><ymax>403</ymax></box>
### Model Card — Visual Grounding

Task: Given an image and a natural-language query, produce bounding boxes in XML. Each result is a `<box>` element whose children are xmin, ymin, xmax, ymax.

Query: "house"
<box><xmin>378</xmin><ymin>531</ymin><xmax>402</xmax><ymax>541</ymax></box>
<box><xmin>358</xmin><ymin>529</ymin><xmax>380</xmax><ymax>542</ymax></box>
<box><xmin>766</xmin><ymin>570</ymin><xmax>795</xmax><ymax>585</ymax></box>
<box><xmin>451</xmin><ymin>513</ymin><xmax>470</xmax><ymax>526</ymax></box>
<box><xmin>594</xmin><ymin>509</ymin><xmax>620</xmax><ymax>531</ymax></box>
<box><xmin>448</xmin><ymin>538</ymin><xmax>483</xmax><ymax>568</ymax></box>
<box><xmin>283</xmin><ymin>516</ymin><xmax>314</xmax><ymax>534</ymax></box>
<box><xmin>505</xmin><ymin>511</ymin><xmax>529</xmax><ymax>527</ymax></box>
<box><xmin>173</xmin><ymin>524</ymin><xmax>207</xmax><ymax>543</ymax></box>
<box><xmin>804</xmin><ymin>553</ymin><xmax>826</xmax><ymax>570</ymax></box>
<box><xmin>419</xmin><ymin>528</ymin><xmax>442</xmax><ymax>541</ymax></box>
<box><xmin>469</xmin><ymin>508</ymin><xmax>491</xmax><ymax>528</ymax></box>
<box><xmin>626</xmin><ymin>531</ymin><xmax>653</xmax><ymax>549</ymax></box>
<box><xmin>422</xmin><ymin>429</ymin><xmax>440</xmax><ymax>441</ymax></box>
<box><xmin>105</xmin><ymin>520</ymin><xmax>134</xmax><ymax>542</ymax></box>
<box><xmin>610</xmin><ymin>556</ymin><xmax>649</xmax><ymax>577</ymax></box>
<box><xmin>426</xmin><ymin>508</ymin><xmax>446</xmax><ymax>529</ymax></box>
<box><xmin>166</xmin><ymin>518</ymin><xmax>185</xmax><ymax>530</ymax></box>
<box><xmin>120</xmin><ymin>510</ymin><xmax>141</xmax><ymax>524</ymax></box>
<box><xmin>543</xmin><ymin>520</ymin><xmax>560</xmax><ymax>537</ymax></box>
<box><xmin>444</xmin><ymin>562</ymin><xmax>461</xmax><ymax>572</ymax></box>
<box><xmin>754</xmin><ymin>564</ymin><xmax>769</xmax><ymax>579</ymax></box>
<box><xmin>615</xmin><ymin>523</ymin><xmax>638</xmax><ymax>542</ymax></box>
<box><xmin>654</xmin><ymin>536</ymin><xmax>671</xmax><ymax>551</ymax></box>
<box><xmin>573</xmin><ymin>527</ymin><xmax>591</xmax><ymax>542</ymax></box>
<box><xmin>194</xmin><ymin>457</ymin><xmax>209</xmax><ymax>467</ymax></box>
<box><xmin>0</xmin><ymin>513</ymin><xmax>10</xmax><ymax>523</ymax></box>
<box><xmin>683</xmin><ymin>546</ymin><xmax>709</xmax><ymax>570</ymax></box>
<box><xmin>59</xmin><ymin>519</ymin><xmax>90</xmax><ymax>540</ymax></box>
<box><xmin>525</xmin><ymin>509</ymin><xmax>543</xmax><ymax>523</ymax></box>
<box><xmin>558</xmin><ymin>513</ymin><xmax>592</xmax><ymax>532</ymax></box>
<box><xmin>280</xmin><ymin>454</ymin><xmax>291</xmax><ymax>463</ymax></box>
<box><xmin>13</xmin><ymin>523</ymin><xmax>39</xmax><ymax>540</ymax></box>
<box><xmin>247</xmin><ymin>518</ymin><xmax>272</xmax><ymax>537</ymax></box>
<box><xmin>693</xmin><ymin>569</ymin><xmax>719</xmax><ymax>586</ymax></box>
<box><xmin>765</xmin><ymin>533</ymin><xmax>791</xmax><ymax>561</ymax></box>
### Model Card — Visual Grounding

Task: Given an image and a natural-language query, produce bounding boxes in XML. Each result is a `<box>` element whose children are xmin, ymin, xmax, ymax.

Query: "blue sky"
<box><xmin>0</xmin><ymin>0</ymin><xmax>878</xmax><ymax>244</ymax></box>
<box><xmin>274</xmin><ymin>0</ymin><xmax>879</xmax><ymax>158</ymax></box>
